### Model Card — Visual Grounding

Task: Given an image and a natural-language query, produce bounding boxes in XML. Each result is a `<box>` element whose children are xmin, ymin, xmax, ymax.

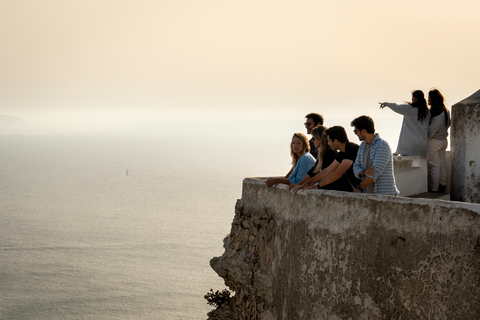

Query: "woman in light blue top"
<box><xmin>380</xmin><ymin>90</ymin><xmax>430</xmax><ymax>157</ymax></box>
<box><xmin>266</xmin><ymin>133</ymin><xmax>316</xmax><ymax>187</ymax></box>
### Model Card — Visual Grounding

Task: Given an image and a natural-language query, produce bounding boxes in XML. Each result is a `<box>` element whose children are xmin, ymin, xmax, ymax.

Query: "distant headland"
<box><xmin>0</xmin><ymin>114</ymin><xmax>27</xmax><ymax>126</ymax></box>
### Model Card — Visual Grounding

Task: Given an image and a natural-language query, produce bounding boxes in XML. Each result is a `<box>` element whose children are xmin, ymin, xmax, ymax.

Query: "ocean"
<box><xmin>0</xmin><ymin>114</ymin><xmax>403</xmax><ymax>319</ymax></box>
<box><xmin>0</xmin><ymin>126</ymin><xmax>292</xmax><ymax>320</ymax></box>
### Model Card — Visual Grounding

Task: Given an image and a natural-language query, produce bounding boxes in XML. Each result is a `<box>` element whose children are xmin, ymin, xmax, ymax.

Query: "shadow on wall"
<box><xmin>393</xmin><ymin>153</ymin><xmax>451</xmax><ymax>197</ymax></box>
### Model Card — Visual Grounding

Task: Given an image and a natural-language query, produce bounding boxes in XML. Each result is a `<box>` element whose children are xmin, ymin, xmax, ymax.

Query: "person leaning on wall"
<box><xmin>290</xmin><ymin>126</ymin><xmax>360</xmax><ymax>193</ymax></box>
<box><xmin>289</xmin><ymin>125</ymin><xmax>337</xmax><ymax>192</ymax></box>
<box><xmin>351</xmin><ymin>115</ymin><xmax>399</xmax><ymax>196</ymax></box>
<box><xmin>284</xmin><ymin>113</ymin><xmax>324</xmax><ymax>179</ymax></box>
<box><xmin>265</xmin><ymin>133</ymin><xmax>316</xmax><ymax>188</ymax></box>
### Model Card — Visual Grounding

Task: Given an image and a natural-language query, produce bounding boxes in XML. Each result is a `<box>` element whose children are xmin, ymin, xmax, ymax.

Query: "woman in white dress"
<box><xmin>427</xmin><ymin>89</ymin><xmax>451</xmax><ymax>193</ymax></box>
<box><xmin>379</xmin><ymin>90</ymin><xmax>430</xmax><ymax>157</ymax></box>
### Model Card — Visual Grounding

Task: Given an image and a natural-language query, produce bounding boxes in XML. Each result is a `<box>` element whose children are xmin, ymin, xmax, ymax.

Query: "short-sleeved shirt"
<box><xmin>309</xmin><ymin>138</ymin><xmax>318</xmax><ymax>159</ymax></box>
<box><xmin>306</xmin><ymin>148</ymin><xmax>337</xmax><ymax>177</ymax></box>
<box><xmin>322</xmin><ymin>142</ymin><xmax>361</xmax><ymax>192</ymax></box>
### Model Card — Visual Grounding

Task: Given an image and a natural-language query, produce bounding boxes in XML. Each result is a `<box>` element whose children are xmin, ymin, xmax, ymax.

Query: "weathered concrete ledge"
<box><xmin>451</xmin><ymin>89</ymin><xmax>480</xmax><ymax>203</ymax></box>
<box><xmin>393</xmin><ymin>155</ymin><xmax>428</xmax><ymax>196</ymax></box>
<box><xmin>210</xmin><ymin>178</ymin><xmax>480</xmax><ymax>320</ymax></box>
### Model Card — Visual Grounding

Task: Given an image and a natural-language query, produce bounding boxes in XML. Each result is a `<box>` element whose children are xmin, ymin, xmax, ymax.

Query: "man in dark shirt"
<box><xmin>291</xmin><ymin>126</ymin><xmax>360</xmax><ymax>192</ymax></box>
<box><xmin>304</xmin><ymin>113</ymin><xmax>324</xmax><ymax>159</ymax></box>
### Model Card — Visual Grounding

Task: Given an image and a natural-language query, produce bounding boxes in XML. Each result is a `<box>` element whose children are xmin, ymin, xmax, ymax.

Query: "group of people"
<box><xmin>265</xmin><ymin>89</ymin><xmax>451</xmax><ymax>196</ymax></box>
<box><xmin>380</xmin><ymin>88</ymin><xmax>451</xmax><ymax>193</ymax></box>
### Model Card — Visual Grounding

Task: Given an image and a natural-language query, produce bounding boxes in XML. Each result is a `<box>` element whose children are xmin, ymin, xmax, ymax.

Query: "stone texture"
<box><xmin>393</xmin><ymin>155</ymin><xmax>428</xmax><ymax>196</ymax></box>
<box><xmin>209</xmin><ymin>178</ymin><xmax>480</xmax><ymax>320</ymax></box>
<box><xmin>451</xmin><ymin>89</ymin><xmax>480</xmax><ymax>203</ymax></box>
<box><xmin>206</xmin><ymin>298</ymin><xmax>236</xmax><ymax>320</ymax></box>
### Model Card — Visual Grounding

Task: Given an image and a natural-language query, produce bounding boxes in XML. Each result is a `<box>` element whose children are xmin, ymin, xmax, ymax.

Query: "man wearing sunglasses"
<box><xmin>351</xmin><ymin>115</ymin><xmax>399</xmax><ymax>196</ymax></box>
<box><xmin>304</xmin><ymin>113</ymin><xmax>324</xmax><ymax>159</ymax></box>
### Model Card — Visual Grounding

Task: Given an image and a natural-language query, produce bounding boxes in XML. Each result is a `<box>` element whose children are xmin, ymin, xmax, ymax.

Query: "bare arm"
<box><xmin>265</xmin><ymin>177</ymin><xmax>290</xmax><ymax>188</ymax></box>
<box><xmin>307</xmin><ymin>160</ymin><xmax>340</xmax><ymax>186</ymax></box>
<box><xmin>289</xmin><ymin>172</ymin><xmax>313</xmax><ymax>190</ymax></box>
<box><xmin>290</xmin><ymin>161</ymin><xmax>340</xmax><ymax>193</ymax></box>
<box><xmin>285</xmin><ymin>166</ymin><xmax>293</xmax><ymax>178</ymax></box>
<box><xmin>266</xmin><ymin>165</ymin><xmax>295</xmax><ymax>188</ymax></box>
<box><xmin>354</xmin><ymin>176</ymin><xmax>374</xmax><ymax>193</ymax></box>
<box><xmin>318</xmin><ymin>159</ymin><xmax>353</xmax><ymax>188</ymax></box>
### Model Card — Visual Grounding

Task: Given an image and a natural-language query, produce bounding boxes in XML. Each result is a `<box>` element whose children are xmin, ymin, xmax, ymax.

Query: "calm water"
<box><xmin>0</xmin><ymin>114</ymin><xmax>404</xmax><ymax>319</ymax></box>
<box><xmin>0</xmin><ymin>130</ymin><xmax>289</xmax><ymax>320</ymax></box>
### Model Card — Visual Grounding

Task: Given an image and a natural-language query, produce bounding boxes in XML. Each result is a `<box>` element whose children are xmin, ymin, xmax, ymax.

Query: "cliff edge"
<box><xmin>210</xmin><ymin>178</ymin><xmax>480</xmax><ymax>319</ymax></box>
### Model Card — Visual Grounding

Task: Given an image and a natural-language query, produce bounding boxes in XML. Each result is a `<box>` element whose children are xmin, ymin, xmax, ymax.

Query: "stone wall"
<box><xmin>451</xmin><ymin>89</ymin><xmax>480</xmax><ymax>203</ymax></box>
<box><xmin>393</xmin><ymin>155</ymin><xmax>428</xmax><ymax>196</ymax></box>
<box><xmin>210</xmin><ymin>178</ymin><xmax>480</xmax><ymax>320</ymax></box>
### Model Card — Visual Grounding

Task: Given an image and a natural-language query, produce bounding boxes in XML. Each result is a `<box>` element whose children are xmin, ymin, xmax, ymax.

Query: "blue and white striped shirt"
<box><xmin>353</xmin><ymin>134</ymin><xmax>399</xmax><ymax>196</ymax></box>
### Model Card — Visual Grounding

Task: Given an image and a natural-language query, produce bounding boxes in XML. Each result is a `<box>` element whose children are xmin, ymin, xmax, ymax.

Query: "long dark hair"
<box><xmin>428</xmin><ymin>89</ymin><xmax>449</xmax><ymax>126</ymax></box>
<box><xmin>311</xmin><ymin>125</ymin><xmax>329</xmax><ymax>173</ymax></box>
<box><xmin>411</xmin><ymin>90</ymin><xmax>428</xmax><ymax>122</ymax></box>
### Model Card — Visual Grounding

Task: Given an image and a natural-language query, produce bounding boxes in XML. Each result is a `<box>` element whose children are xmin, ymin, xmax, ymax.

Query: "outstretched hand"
<box><xmin>379</xmin><ymin>102</ymin><xmax>386</xmax><ymax>109</ymax></box>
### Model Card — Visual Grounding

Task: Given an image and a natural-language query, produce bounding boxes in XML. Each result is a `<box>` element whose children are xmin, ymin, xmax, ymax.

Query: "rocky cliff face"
<box><xmin>209</xmin><ymin>178</ymin><xmax>480</xmax><ymax>320</ymax></box>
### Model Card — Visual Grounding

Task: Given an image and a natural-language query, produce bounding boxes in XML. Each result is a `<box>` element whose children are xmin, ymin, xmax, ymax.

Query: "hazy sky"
<box><xmin>1</xmin><ymin>0</ymin><xmax>479</xmax><ymax>131</ymax></box>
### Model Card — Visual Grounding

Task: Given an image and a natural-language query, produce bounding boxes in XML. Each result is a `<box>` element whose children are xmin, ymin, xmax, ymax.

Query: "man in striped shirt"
<box><xmin>351</xmin><ymin>115</ymin><xmax>399</xmax><ymax>196</ymax></box>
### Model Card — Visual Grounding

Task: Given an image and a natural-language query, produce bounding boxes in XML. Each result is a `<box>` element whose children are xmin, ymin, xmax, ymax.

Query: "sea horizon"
<box><xmin>0</xmin><ymin>112</ymin><xmax>428</xmax><ymax>319</ymax></box>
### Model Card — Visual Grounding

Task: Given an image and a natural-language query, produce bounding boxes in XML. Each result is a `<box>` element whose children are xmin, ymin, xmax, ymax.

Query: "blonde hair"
<box><xmin>290</xmin><ymin>133</ymin><xmax>310</xmax><ymax>166</ymax></box>
<box><xmin>311</xmin><ymin>125</ymin><xmax>328</xmax><ymax>173</ymax></box>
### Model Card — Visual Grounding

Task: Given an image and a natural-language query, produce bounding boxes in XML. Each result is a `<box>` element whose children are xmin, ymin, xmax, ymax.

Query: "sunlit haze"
<box><xmin>1</xmin><ymin>0</ymin><xmax>479</xmax><ymax>141</ymax></box>
<box><xmin>2</xmin><ymin>2</ymin><xmax>479</xmax><ymax>318</ymax></box>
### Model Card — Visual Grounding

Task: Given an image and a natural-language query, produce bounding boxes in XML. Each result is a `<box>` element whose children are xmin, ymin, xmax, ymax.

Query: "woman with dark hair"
<box><xmin>265</xmin><ymin>133</ymin><xmax>316</xmax><ymax>187</ymax></box>
<box><xmin>288</xmin><ymin>126</ymin><xmax>336</xmax><ymax>191</ymax></box>
<box><xmin>428</xmin><ymin>89</ymin><xmax>451</xmax><ymax>193</ymax></box>
<box><xmin>379</xmin><ymin>90</ymin><xmax>430</xmax><ymax>156</ymax></box>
